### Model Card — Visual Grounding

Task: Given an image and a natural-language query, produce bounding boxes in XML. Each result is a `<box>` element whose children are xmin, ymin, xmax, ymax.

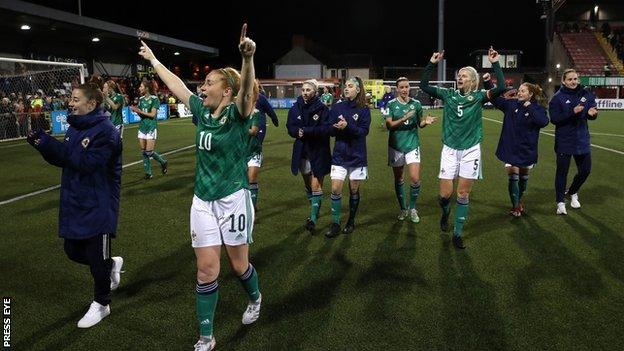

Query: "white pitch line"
<box><xmin>0</xmin><ymin>144</ymin><xmax>195</xmax><ymax>206</ymax></box>
<box><xmin>483</xmin><ymin>117</ymin><xmax>624</xmax><ymax>155</ymax></box>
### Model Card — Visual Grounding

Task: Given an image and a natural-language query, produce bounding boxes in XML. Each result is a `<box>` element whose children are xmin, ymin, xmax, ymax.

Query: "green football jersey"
<box><xmin>106</xmin><ymin>93</ymin><xmax>124</xmax><ymax>126</ymax></box>
<box><xmin>387</xmin><ymin>97</ymin><xmax>422</xmax><ymax>152</ymax></box>
<box><xmin>138</xmin><ymin>95</ymin><xmax>160</xmax><ymax>133</ymax></box>
<box><xmin>190</xmin><ymin>95</ymin><xmax>250</xmax><ymax>201</ymax></box>
<box><xmin>435</xmin><ymin>87</ymin><xmax>487</xmax><ymax>150</ymax></box>
<box><xmin>320</xmin><ymin>93</ymin><xmax>333</xmax><ymax>105</ymax></box>
<box><xmin>247</xmin><ymin>109</ymin><xmax>262</xmax><ymax>157</ymax></box>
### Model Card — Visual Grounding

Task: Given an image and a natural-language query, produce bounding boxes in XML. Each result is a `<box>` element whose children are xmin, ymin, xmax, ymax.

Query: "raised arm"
<box><xmin>236</xmin><ymin>24</ymin><xmax>257</xmax><ymax>118</ymax></box>
<box><xmin>420</xmin><ymin>51</ymin><xmax>444</xmax><ymax>98</ymax></box>
<box><xmin>139</xmin><ymin>40</ymin><xmax>193</xmax><ymax>107</ymax></box>
<box><xmin>485</xmin><ymin>47</ymin><xmax>506</xmax><ymax>100</ymax></box>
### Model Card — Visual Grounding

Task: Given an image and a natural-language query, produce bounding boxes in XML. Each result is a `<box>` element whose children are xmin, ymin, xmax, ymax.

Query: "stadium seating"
<box><xmin>558</xmin><ymin>31</ymin><xmax>609</xmax><ymax>75</ymax></box>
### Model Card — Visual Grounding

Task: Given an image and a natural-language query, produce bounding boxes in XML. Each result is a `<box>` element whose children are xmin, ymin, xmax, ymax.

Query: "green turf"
<box><xmin>1</xmin><ymin>109</ymin><xmax>623</xmax><ymax>350</ymax></box>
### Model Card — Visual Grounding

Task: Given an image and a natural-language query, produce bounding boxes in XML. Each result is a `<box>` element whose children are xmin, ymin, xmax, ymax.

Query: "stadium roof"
<box><xmin>0</xmin><ymin>0</ymin><xmax>218</xmax><ymax>65</ymax></box>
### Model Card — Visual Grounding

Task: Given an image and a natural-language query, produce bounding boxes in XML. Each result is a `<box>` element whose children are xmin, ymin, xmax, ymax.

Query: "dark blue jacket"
<box><xmin>286</xmin><ymin>95</ymin><xmax>331</xmax><ymax>176</ymax></box>
<box><xmin>32</xmin><ymin>108</ymin><xmax>122</xmax><ymax>239</ymax></box>
<box><xmin>492</xmin><ymin>97</ymin><xmax>549</xmax><ymax>167</ymax></box>
<box><xmin>328</xmin><ymin>100</ymin><xmax>371</xmax><ymax>167</ymax></box>
<box><xmin>254</xmin><ymin>93</ymin><xmax>279</xmax><ymax>145</ymax></box>
<box><xmin>549</xmin><ymin>85</ymin><xmax>597</xmax><ymax>154</ymax></box>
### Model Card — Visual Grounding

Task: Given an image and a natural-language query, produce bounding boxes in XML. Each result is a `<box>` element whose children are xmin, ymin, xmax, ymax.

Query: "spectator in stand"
<box><xmin>31</xmin><ymin>93</ymin><xmax>43</xmax><ymax>111</ymax></box>
<box><xmin>0</xmin><ymin>97</ymin><xmax>13</xmax><ymax>139</ymax></box>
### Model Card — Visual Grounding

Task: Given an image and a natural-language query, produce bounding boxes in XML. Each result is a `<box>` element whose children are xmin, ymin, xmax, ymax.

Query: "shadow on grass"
<box><xmin>438</xmin><ymin>246</ymin><xmax>508</xmax><ymax>350</ymax></box>
<box><xmin>511</xmin><ymin>214</ymin><xmax>604</xmax><ymax>301</ymax></box>
<box><xmin>225</xmin><ymin>227</ymin><xmax>352</xmax><ymax>349</ymax></box>
<box><xmin>572</xmin><ymin>211</ymin><xmax>624</xmax><ymax>285</ymax></box>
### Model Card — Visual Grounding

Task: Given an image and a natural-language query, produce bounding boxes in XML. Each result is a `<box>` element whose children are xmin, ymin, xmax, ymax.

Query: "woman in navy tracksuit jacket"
<box><xmin>485</xmin><ymin>76</ymin><xmax>549</xmax><ymax>216</ymax></box>
<box><xmin>27</xmin><ymin>83</ymin><xmax>123</xmax><ymax>328</ymax></box>
<box><xmin>286</xmin><ymin>80</ymin><xmax>331</xmax><ymax>232</ymax></box>
<box><xmin>549</xmin><ymin>69</ymin><xmax>598</xmax><ymax>215</ymax></box>
<box><xmin>325</xmin><ymin>76</ymin><xmax>371</xmax><ymax>238</ymax></box>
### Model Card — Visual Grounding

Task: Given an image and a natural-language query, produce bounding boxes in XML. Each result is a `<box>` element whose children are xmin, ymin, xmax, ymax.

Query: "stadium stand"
<box><xmin>558</xmin><ymin>29</ymin><xmax>609</xmax><ymax>75</ymax></box>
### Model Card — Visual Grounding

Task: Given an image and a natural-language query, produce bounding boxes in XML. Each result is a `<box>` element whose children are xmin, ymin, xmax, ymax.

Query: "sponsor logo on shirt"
<box><xmin>297</xmin><ymin>115</ymin><xmax>302</xmax><ymax>120</ymax></box>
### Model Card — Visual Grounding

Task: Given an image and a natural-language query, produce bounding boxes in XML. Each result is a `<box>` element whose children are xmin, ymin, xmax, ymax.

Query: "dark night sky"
<box><xmin>23</xmin><ymin>0</ymin><xmax>549</xmax><ymax>76</ymax></box>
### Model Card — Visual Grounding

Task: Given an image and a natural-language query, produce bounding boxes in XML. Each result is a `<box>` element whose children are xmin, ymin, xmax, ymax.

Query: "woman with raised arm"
<box><xmin>130</xmin><ymin>80</ymin><xmax>167</xmax><ymax>179</ymax></box>
<box><xmin>139</xmin><ymin>24</ymin><xmax>261</xmax><ymax>351</ymax></box>
<box><xmin>483</xmin><ymin>74</ymin><xmax>549</xmax><ymax>216</ymax></box>
<box><xmin>419</xmin><ymin>48</ymin><xmax>506</xmax><ymax>249</ymax></box>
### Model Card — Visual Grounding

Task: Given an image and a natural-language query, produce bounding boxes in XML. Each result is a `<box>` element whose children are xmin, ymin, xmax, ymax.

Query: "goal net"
<box><xmin>0</xmin><ymin>57</ymin><xmax>86</xmax><ymax>141</ymax></box>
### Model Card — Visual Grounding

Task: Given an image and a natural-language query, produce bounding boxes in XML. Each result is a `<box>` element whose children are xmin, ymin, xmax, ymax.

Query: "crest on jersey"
<box><xmin>525</xmin><ymin>112</ymin><xmax>529</xmax><ymax>117</ymax></box>
<box><xmin>81</xmin><ymin>137</ymin><xmax>90</xmax><ymax>148</ymax></box>
<box><xmin>514</xmin><ymin>109</ymin><xmax>518</xmax><ymax>113</ymax></box>
<box><xmin>219</xmin><ymin>116</ymin><xmax>228</xmax><ymax>125</ymax></box>
<box><xmin>410</xmin><ymin>105</ymin><xmax>415</xmax><ymax>110</ymax></box>
<box><xmin>312</xmin><ymin>114</ymin><xmax>319</xmax><ymax>121</ymax></box>
<box><xmin>467</xmin><ymin>95</ymin><xmax>474</xmax><ymax>101</ymax></box>
<box><xmin>352</xmin><ymin>114</ymin><xmax>359</xmax><ymax>121</ymax></box>
<box><xmin>580</xmin><ymin>97</ymin><xmax>587</xmax><ymax>103</ymax></box>
<box><xmin>565</xmin><ymin>100</ymin><xmax>571</xmax><ymax>104</ymax></box>
<box><xmin>297</xmin><ymin>115</ymin><xmax>302</xmax><ymax>120</ymax></box>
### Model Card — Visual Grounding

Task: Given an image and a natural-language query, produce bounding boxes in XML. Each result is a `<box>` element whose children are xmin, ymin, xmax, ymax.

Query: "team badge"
<box><xmin>580</xmin><ymin>97</ymin><xmax>587</xmax><ymax>103</ymax></box>
<box><xmin>565</xmin><ymin>100</ymin><xmax>571</xmax><ymax>104</ymax></box>
<box><xmin>352</xmin><ymin>114</ymin><xmax>359</xmax><ymax>121</ymax></box>
<box><xmin>297</xmin><ymin>115</ymin><xmax>302</xmax><ymax>120</ymax></box>
<box><xmin>410</xmin><ymin>105</ymin><xmax>415</xmax><ymax>110</ymax></box>
<box><xmin>514</xmin><ymin>109</ymin><xmax>518</xmax><ymax>113</ymax></box>
<box><xmin>524</xmin><ymin>112</ymin><xmax>529</xmax><ymax>117</ymax></box>
<box><xmin>312</xmin><ymin>114</ymin><xmax>319</xmax><ymax>121</ymax></box>
<box><xmin>81</xmin><ymin>137</ymin><xmax>90</xmax><ymax>148</ymax></box>
<box><xmin>467</xmin><ymin>95</ymin><xmax>474</xmax><ymax>101</ymax></box>
<box><xmin>219</xmin><ymin>116</ymin><xmax>228</xmax><ymax>125</ymax></box>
